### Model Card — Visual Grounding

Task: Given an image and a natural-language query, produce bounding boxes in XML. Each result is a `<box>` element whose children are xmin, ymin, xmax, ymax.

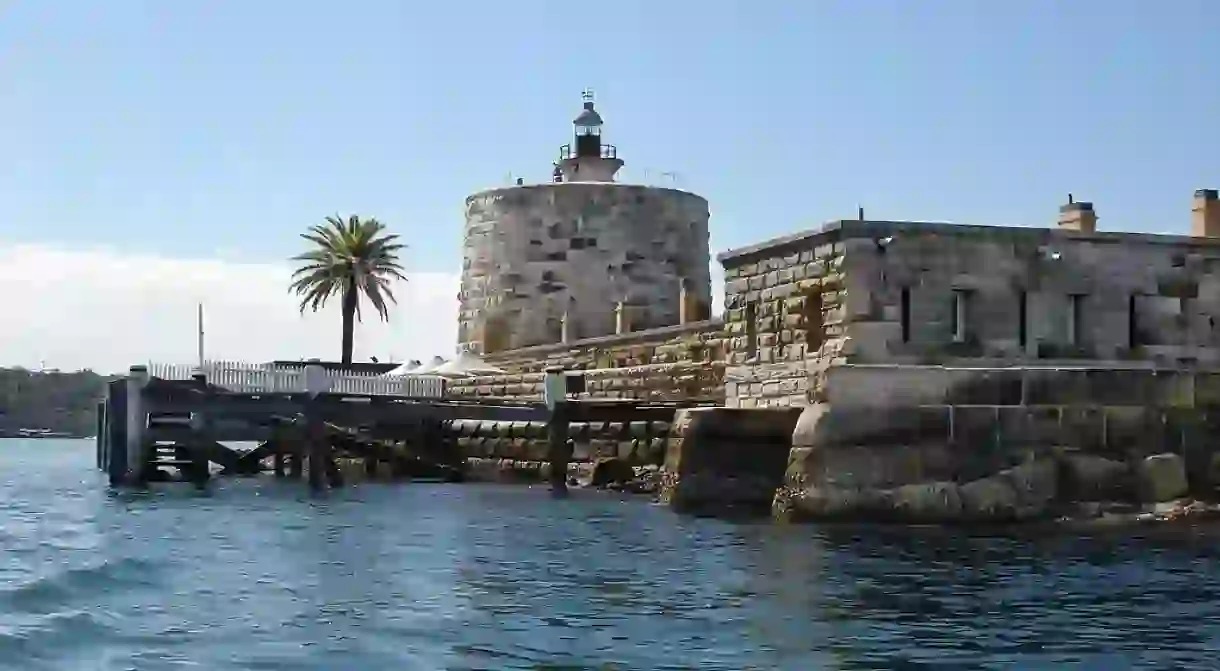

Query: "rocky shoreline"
<box><xmin>351</xmin><ymin>449</ymin><xmax>1220</xmax><ymax>530</ymax></box>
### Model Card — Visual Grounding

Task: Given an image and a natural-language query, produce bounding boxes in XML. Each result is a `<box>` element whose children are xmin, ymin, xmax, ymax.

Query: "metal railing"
<box><xmin>146</xmin><ymin>360</ymin><xmax>445</xmax><ymax>397</ymax></box>
<box><xmin>557</xmin><ymin>143</ymin><xmax>617</xmax><ymax>161</ymax></box>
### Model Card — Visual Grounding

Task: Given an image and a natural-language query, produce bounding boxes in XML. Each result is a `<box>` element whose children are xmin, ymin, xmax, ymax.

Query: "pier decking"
<box><xmin>95</xmin><ymin>362</ymin><xmax>711</xmax><ymax>493</ymax></box>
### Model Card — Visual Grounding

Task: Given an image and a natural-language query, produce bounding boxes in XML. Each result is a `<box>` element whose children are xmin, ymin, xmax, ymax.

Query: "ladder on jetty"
<box><xmin>94</xmin><ymin>363</ymin><xmax>708</xmax><ymax>494</ymax></box>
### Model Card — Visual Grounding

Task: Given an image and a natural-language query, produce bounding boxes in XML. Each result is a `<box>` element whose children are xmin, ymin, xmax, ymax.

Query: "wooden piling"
<box><xmin>105</xmin><ymin>380</ymin><xmax>129</xmax><ymax>487</ymax></box>
<box><xmin>305</xmin><ymin>406</ymin><xmax>325</xmax><ymax>493</ymax></box>
<box><xmin>187</xmin><ymin>372</ymin><xmax>212</xmax><ymax>489</ymax></box>
<box><xmin>126</xmin><ymin>365</ymin><xmax>150</xmax><ymax>486</ymax></box>
<box><xmin>547</xmin><ymin>400</ymin><xmax>571</xmax><ymax>495</ymax></box>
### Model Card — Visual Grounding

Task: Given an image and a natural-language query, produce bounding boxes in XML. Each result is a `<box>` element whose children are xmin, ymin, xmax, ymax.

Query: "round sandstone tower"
<box><xmin>459</xmin><ymin>181</ymin><xmax>711</xmax><ymax>353</ymax></box>
<box><xmin>457</xmin><ymin>93</ymin><xmax>712</xmax><ymax>354</ymax></box>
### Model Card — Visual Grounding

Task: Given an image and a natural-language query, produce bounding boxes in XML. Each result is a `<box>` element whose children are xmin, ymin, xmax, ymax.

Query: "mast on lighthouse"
<box><xmin>556</xmin><ymin>90</ymin><xmax>624</xmax><ymax>183</ymax></box>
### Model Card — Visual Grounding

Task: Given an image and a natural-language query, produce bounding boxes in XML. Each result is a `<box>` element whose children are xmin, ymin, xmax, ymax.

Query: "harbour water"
<box><xmin>0</xmin><ymin>439</ymin><xmax>1218</xmax><ymax>670</ymax></box>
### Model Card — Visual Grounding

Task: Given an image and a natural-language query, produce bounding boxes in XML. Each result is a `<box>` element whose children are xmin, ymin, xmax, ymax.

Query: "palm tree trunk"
<box><xmin>340</xmin><ymin>285</ymin><xmax>357</xmax><ymax>366</ymax></box>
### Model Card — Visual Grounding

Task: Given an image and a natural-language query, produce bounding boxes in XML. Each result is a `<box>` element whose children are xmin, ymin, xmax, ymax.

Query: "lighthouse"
<box><xmin>555</xmin><ymin>90</ymin><xmax>624</xmax><ymax>183</ymax></box>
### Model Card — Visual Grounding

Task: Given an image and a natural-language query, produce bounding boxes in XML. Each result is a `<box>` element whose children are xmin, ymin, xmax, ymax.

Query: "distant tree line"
<box><xmin>0</xmin><ymin>367</ymin><xmax>117</xmax><ymax>437</ymax></box>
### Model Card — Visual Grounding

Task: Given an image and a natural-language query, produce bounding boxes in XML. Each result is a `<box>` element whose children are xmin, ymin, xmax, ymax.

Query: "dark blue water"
<box><xmin>1</xmin><ymin>440</ymin><xmax>1218</xmax><ymax>670</ymax></box>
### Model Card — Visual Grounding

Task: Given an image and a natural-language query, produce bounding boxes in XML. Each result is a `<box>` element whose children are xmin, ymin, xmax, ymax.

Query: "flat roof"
<box><xmin>715</xmin><ymin>219</ymin><xmax>1220</xmax><ymax>264</ymax></box>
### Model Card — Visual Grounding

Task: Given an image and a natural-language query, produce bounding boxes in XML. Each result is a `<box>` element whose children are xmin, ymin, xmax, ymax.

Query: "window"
<box><xmin>1128</xmin><ymin>295</ymin><xmax>1138</xmax><ymax>348</ymax></box>
<box><xmin>952</xmin><ymin>290</ymin><xmax>970</xmax><ymax>343</ymax></box>
<box><xmin>1068</xmin><ymin>294</ymin><xmax>1085</xmax><ymax>346</ymax></box>
<box><xmin>1018</xmin><ymin>290</ymin><xmax>1028</xmax><ymax>348</ymax></box>
<box><xmin>900</xmin><ymin>288</ymin><xmax>911</xmax><ymax>343</ymax></box>
<box><xmin>745</xmin><ymin>302</ymin><xmax>758</xmax><ymax>358</ymax></box>
<box><xmin>803</xmin><ymin>289</ymin><xmax>824</xmax><ymax>349</ymax></box>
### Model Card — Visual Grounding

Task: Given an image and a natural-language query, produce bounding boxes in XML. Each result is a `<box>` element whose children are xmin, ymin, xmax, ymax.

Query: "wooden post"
<box><xmin>105</xmin><ymin>381</ymin><xmax>128</xmax><ymax>487</ymax></box>
<box><xmin>187</xmin><ymin>371</ymin><xmax>212</xmax><ymax>489</ymax></box>
<box><xmin>305</xmin><ymin>404</ymin><xmax>325</xmax><ymax>493</ymax></box>
<box><xmin>95</xmin><ymin>401</ymin><xmax>105</xmax><ymax>470</ymax></box>
<box><xmin>543</xmin><ymin>365</ymin><xmax>570</xmax><ymax>496</ymax></box>
<box><xmin>547</xmin><ymin>401</ymin><xmax>571</xmax><ymax>495</ymax></box>
<box><xmin>125</xmin><ymin>365</ymin><xmax>150</xmax><ymax>486</ymax></box>
<box><xmin>304</xmin><ymin>361</ymin><xmax>328</xmax><ymax>493</ymax></box>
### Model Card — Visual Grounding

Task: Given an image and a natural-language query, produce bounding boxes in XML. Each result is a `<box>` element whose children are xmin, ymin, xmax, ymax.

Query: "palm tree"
<box><xmin>289</xmin><ymin>214</ymin><xmax>407</xmax><ymax>365</ymax></box>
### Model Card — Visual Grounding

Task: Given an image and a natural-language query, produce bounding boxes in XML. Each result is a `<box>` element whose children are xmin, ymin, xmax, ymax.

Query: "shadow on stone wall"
<box><xmin>659</xmin><ymin>407</ymin><xmax>803</xmax><ymax>515</ymax></box>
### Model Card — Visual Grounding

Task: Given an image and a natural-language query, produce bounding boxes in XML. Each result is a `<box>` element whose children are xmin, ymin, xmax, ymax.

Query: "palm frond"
<box><xmin>288</xmin><ymin>213</ymin><xmax>409</xmax><ymax>321</ymax></box>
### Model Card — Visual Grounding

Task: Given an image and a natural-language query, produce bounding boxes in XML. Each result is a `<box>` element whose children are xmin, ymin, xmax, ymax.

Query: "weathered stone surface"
<box><xmin>1139</xmin><ymin>453</ymin><xmax>1189</xmax><ymax>502</ymax></box>
<box><xmin>460</xmin><ymin>183</ymin><xmax>711</xmax><ymax>353</ymax></box>
<box><xmin>1062</xmin><ymin>454</ymin><xmax>1132</xmax><ymax>501</ymax></box>
<box><xmin>661</xmin><ymin>407</ymin><xmax>800</xmax><ymax>514</ymax></box>
<box><xmin>891</xmin><ymin>482</ymin><xmax>963</xmax><ymax>521</ymax></box>
<box><xmin>589</xmin><ymin>457</ymin><xmax>636</xmax><ymax>487</ymax></box>
<box><xmin>959</xmin><ymin>476</ymin><xmax>1019</xmax><ymax>519</ymax></box>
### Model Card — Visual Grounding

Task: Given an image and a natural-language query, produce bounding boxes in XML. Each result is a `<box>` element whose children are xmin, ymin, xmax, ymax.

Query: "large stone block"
<box><xmin>791</xmin><ymin>403</ymin><xmax>950</xmax><ymax>449</ymax></box>
<box><xmin>996</xmin><ymin>406</ymin><xmax>1061</xmax><ymax>449</ymax></box>
<box><xmin>1138</xmin><ymin>453</ymin><xmax>1188</xmax><ymax>502</ymax></box>
<box><xmin>1103</xmin><ymin>406</ymin><xmax>1166</xmax><ymax>456</ymax></box>
<box><xmin>1058</xmin><ymin>406</ymin><xmax>1105</xmax><ymax>451</ymax></box>
<box><xmin>823</xmin><ymin>365</ymin><xmax>952</xmax><ymax>407</ymax></box>
<box><xmin>944</xmin><ymin>369</ymin><xmax>1024</xmax><ymax>406</ymax></box>
<box><xmin>1022</xmin><ymin>369</ymin><xmax>1089</xmax><ymax>405</ymax></box>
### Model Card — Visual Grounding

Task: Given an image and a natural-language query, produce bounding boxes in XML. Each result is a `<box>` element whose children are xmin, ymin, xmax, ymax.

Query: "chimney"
<box><xmin>1058</xmin><ymin>194</ymin><xmax>1097</xmax><ymax>232</ymax></box>
<box><xmin>1192</xmin><ymin>189</ymin><xmax>1220</xmax><ymax>238</ymax></box>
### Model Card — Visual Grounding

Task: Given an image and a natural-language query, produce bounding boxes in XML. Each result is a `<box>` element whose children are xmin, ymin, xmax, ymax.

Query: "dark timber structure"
<box><xmin>95</xmin><ymin>364</ymin><xmax>705</xmax><ymax>494</ymax></box>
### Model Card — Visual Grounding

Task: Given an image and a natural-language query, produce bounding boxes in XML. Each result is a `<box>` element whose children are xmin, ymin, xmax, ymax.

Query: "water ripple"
<box><xmin>0</xmin><ymin>441</ymin><xmax>1218</xmax><ymax>669</ymax></box>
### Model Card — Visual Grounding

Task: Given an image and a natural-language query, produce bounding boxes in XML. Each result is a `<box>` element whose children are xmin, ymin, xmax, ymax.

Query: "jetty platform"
<box><xmin>95</xmin><ymin>362</ymin><xmax>707</xmax><ymax>493</ymax></box>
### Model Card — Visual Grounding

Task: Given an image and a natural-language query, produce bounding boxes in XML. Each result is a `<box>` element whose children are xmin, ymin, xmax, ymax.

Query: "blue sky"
<box><xmin>0</xmin><ymin>1</ymin><xmax>1217</xmax><ymax>370</ymax></box>
<box><xmin>5</xmin><ymin>0</ymin><xmax>1218</xmax><ymax>265</ymax></box>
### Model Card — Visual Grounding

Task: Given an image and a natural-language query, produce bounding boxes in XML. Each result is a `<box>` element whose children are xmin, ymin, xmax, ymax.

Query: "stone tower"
<box><xmin>458</xmin><ymin>93</ymin><xmax>712</xmax><ymax>354</ymax></box>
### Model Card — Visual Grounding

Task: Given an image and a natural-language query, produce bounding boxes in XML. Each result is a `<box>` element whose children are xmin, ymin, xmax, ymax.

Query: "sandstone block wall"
<box><xmin>777</xmin><ymin>364</ymin><xmax>1220</xmax><ymax>523</ymax></box>
<box><xmin>453</xmin><ymin>416</ymin><xmax>673</xmax><ymax>483</ymax></box>
<box><xmin>719</xmin><ymin>229</ymin><xmax>847</xmax><ymax>409</ymax></box>
<box><xmin>659</xmin><ymin>407</ymin><xmax>802</xmax><ymax>513</ymax></box>
<box><xmin>445</xmin><ymin>361</ymin><xmax>725</xmax><ymax>403</ymax></box>
<box><xmin>460</xmin><ymin>183</ymin><xmax>712</xmax><ymax>353</ymax></box>
<box><xmin>719</xmin><ymin>218</ymin><xmax>1220</xmax><ymax>409</ymax></box>
<box><xmin>837</xmin><ymin>221</ymin><xmax>1220</xmax><ymax>366</ymax></box>
<box><xmin>480</xmin><ymin>320</ymin><xmax>725</xmax><ymax>375</ymax></box>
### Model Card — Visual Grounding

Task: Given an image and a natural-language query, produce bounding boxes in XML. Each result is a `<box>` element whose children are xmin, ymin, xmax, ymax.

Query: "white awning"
<box><xmin>429</xmin><ymin>351</ymin><xmax>506</xmax><ymax>378</ymax></box>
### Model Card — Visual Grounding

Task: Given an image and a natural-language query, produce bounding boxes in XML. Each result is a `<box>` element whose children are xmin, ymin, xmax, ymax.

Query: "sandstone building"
<box><xmin>718</xmin><ymin>189</ymin><xmax>1220</xmax><ymax>408</ymax></box>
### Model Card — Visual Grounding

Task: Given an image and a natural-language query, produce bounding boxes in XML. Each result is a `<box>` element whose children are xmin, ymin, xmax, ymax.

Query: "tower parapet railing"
<box><xmin>558</xmin><ymin>143</ymin><xmax>617</xmax><ymax>161</ymax></box>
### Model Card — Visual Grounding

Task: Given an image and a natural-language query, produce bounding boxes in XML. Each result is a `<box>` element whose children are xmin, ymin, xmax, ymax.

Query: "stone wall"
<box><xmin>775</xmin><ymin>364</ymin><xmax>1220</xmax><ymax>523</ymax></box>
<box><xmin>718</xmin><ymin>226</ymin><xmax>847</xmax><ymax>408</ymax></box>
<box><xmin>479</xmin><ymin>319</ymin><xmax>725</xmax><ymax>374</ymax></box>
<box><xmin>454</xmin><ymin>415</ymin><xmax>672</xmax><ymax>483</ymax></box>
<box><xmin>835</xmin><ymin>220</ymin><xmax>1220</xmax><ymax>366</ymax></box>
<box><xmin>659</xmin><ymin>407</ymin><xmax>802</xmax><ymax>513</ymax></box>
<box><xmin>460</xmin><ymin>183</ymin><xmax>712</xmax><ymax>353</ymax></box>
<box><xmin>717</xmin><ymin>217</ymin><xmax>1220</xmax><ymax>410</ymax></box>
<box><xmin>446</xmin><ymin>361</ymin><xmax>725</xmax><ymax>403</ymax></box>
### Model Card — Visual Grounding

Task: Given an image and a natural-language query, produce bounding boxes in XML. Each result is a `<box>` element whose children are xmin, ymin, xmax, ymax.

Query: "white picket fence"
<box><xmin>145</xmin><ymin>360</ymin><xmax>445</xmax><ymax>397</ymax></box>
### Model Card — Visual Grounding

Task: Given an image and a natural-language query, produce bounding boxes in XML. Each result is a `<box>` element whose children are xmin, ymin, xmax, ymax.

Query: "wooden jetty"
<box><xmin>95</xmin><ymin>363</ymin><xmax>708</xmax><ymax>494</ymax></box>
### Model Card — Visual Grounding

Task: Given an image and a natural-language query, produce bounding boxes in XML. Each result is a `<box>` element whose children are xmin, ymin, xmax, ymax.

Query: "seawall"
<box><xmin>775</xmin><ymin>365</ymin><xmax>1220</xmax><ymax>523</ymax></box>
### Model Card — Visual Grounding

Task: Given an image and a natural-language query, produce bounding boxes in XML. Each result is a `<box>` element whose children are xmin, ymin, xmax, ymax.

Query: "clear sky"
<box><xmin>1</xmin><ymin>0</ymin><xmax>1217</xmax><ymax>372</ymax></box>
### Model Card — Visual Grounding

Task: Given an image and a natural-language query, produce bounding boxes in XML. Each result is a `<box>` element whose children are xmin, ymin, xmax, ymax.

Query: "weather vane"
<box><xmin>581</xmin><ymin>89</ymin><xmax>595</xmax><ymax>103</ymax></box>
